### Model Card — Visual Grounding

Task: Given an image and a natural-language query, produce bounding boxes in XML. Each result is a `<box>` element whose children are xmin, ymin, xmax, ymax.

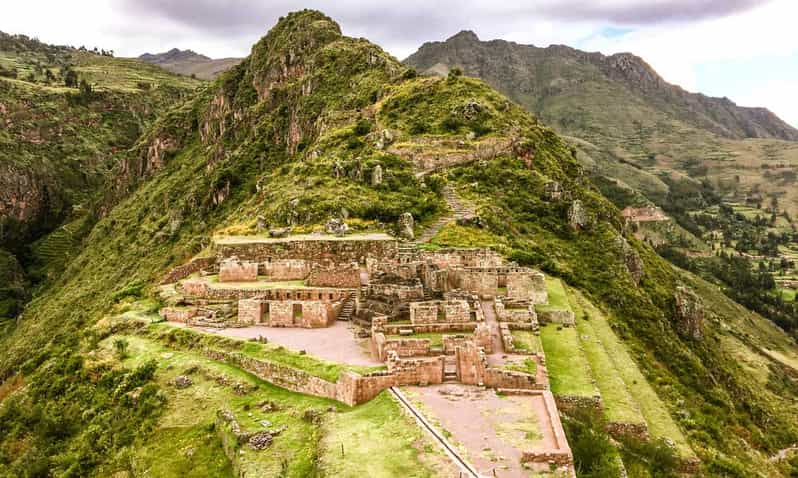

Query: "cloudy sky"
<box><xmin>3</xmin><ymin>0</ymin><xmax>797</xmax><ymax>127</ymax></box>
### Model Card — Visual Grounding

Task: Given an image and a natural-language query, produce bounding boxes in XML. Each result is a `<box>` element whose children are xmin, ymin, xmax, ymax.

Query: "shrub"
<box><xmin>113</xmin><ymin>338</ymin><xmax>129</xmax><ymax>359</ymax></box>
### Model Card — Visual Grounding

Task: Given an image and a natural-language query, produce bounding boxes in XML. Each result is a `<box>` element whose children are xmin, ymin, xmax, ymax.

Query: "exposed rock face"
<box><xmin>544</xmin><ymin>181</ymin><xmax>564</xmax><ymax>201</ymax></box>
<box><xmin>371</xmin><ymin>164</ymin><xmax>383</xmax><ymax>186</ymax></box>
<box><xmin>256</xmin><ymin>215</ymin><xmax>267</xmax><ymax>231</ymax></box>
<box><xmin>614</xmin><ymin>235</ymin><xmax>644</xmax><ymax>285</ymax></box>
<box><xmin>567</xmin><ymin>200</ymin><xmax>588</xmax><ymax>230</ymax></box>
<box><xmin>398</xmin><ymin>213</ymin><xmax>414</xmax><ymax>240</ymax></box>
<box><xmin>674</xmin><ymin>286</ymin><xmax>704</xmax><ymax>340</ymax></box>
<box><xmin>325</xmin><ymin>218</ymin><xmax>349</xmax><ymax>236</ymax></box>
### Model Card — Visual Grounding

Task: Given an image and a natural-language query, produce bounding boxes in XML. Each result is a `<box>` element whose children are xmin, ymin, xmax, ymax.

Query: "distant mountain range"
<box><xmin>138</xmin><ymin>48</ymin><xmax>241</xmax><ymax>80</ymax></box>
<box><xmin>406</xmin><ymin>31</ymin><xmax>797</xmax><ymax>142</ymax></box>
<box><xmin>404</xmin><ymin>31</ymin><xmax>798</xmax><ymax>217</ymax></box>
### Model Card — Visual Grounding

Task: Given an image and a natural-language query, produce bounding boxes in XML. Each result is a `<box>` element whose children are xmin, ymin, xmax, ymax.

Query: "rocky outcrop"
<box><xmin>567</xmin><ymin>200</ymin><xmax>589</xmax><ymax>231</ymax></box>
<box><xmin>397</xmin><ymin>213</ymin><xmax>415</xmax><ymax>240</ymax></box>
<box><xmin>674</xmin><ymin>286</ymin><xmax>704</xmax><ymax>340</ymax></box>
<box><xmin>615</xmin><ymin>235</ymin><xmax>644</xmax><ymax>286</ymax></box>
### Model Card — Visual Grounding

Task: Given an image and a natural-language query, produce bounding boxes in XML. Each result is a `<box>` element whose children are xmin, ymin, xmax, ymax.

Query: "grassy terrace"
<box><xmin>569</xmin><ymin>290</ymin><xmax>645</xmax><ymax>425</ymax></box>
<box><xmin>536</xmin><ymin>277</ymin><xmax>573</xmax><ymax>313</ymax></box>
<box><xmin>509</xmin><ymin>330</ymin><xmax>543</xmax><ymax>353</ymax></box>
<box><xmin>146</xmin><ymin>322</ymin><xmax>384</xmax><ymax>382</ymax></box>
<box><xmin>539</xmin><ymin>323</ymin><xmax>598</xmax><ymax>398</ymax></box>
<box><xmin>95</xmin><ymin>334</ymin><xmax>445</xmax><ymax>477</ymax></box>
<box><xmin>568</xmin><ymin>289</ymin><xmax>695</xmax><ymax>458</ymax></box>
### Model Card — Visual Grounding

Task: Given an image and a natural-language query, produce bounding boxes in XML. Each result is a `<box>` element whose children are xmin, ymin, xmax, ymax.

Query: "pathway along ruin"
<box><xmin>388</xmin><ymin>387</ymin><xmax>483</xmax><ymax>478</ymax></box>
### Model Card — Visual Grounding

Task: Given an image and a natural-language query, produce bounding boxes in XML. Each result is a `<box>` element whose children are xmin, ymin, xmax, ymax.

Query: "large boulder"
<box><xmin>397</xmin><ymin>213</ymin><xmax>414</xmax><ymax>240</ymax></box>
<box><xmin>674</xmin><ymin>286</ymin><xmax>704</xmax><ymax>340</ymax></box>
<box><xmin>371</xmin><ymin>164</ymin><xmax>383</xmax><ymax>186</ymax></box>
<box><xmin>568</xmin><ymin>200</ymin><xmax>589</xmax><ymax>230</ymax></box>
<box><xmin>325</xmin><ymin>218</ymin><xmax>349</xmax><ymax>236</ymax></box>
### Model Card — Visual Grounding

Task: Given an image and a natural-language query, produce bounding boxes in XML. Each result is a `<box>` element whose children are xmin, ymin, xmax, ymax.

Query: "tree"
<box><xmin>64</xmin><ymin>69</ymin><xmax>78</xmax><ymax>87</ymax></box>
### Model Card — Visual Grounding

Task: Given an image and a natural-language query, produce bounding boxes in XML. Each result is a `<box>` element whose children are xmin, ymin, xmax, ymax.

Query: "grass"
<box><xmin>148</xmin><ymin>322</ymin><xmax>385</xmax><ymax>382</ymax></box>
<box><xmin>97</xmin><ymin>334</ymin><xmax>443</xmax><ymax>477</ymax></box>
<box><xmin>779</xmin><ymin>288</ymin><xmax>796</xmax><ymax>302</ymax></box>
<box><xmin>539</xmin><ymin>323</ymin><xmax>598</xmax><ymax>398</ymax></box>
<box><xmin>569</xmin><ymin>291</ymin><xmax>694</xmax><ymax>458</ymax></box>
<box><xmin>536</xmin><ymin>277</ymin><xmax>572</xmax><ymax>313</ymax></box>
<box><xmin>502</xmin><ymin>357</ymin><xmax>538</xmax><ymax>376</ymax></box>
<box><xmin>509</xmin><ymin>330</ymin><xmax>543</xmax><ymax>353</ymax></box>
<box><xmin>386</xmin><ymin>332</ymin><xmax>472</xmax><ymax>348</ymax></box>
<box><xmin>569</xmin><ymin>290</ymin><xmax>646</xmax><ymax>425</ymax></box>
<box><xmin>428</xmin><ymin>223</ymin><xmax>510</xmax><ymax>251</ymax></box>
<box><xmin>318</xmin><ymin>392</ymin><xmax>450</xmax><ymax>477</ymax></box>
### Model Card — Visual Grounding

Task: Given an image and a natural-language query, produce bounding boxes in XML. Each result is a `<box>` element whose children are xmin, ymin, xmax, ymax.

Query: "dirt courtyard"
<box><xmin>203</xmin><ymin>321</ymin><xmax>381</xmax><ymax>366</ymax></box>
<box><xmin>403</xmin><ymin>384</ymin><xmax>566</xmax><ymax>478</ymax></box>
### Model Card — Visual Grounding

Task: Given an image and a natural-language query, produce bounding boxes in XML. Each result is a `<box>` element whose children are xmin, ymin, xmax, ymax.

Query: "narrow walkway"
<box><xmin>481</xmin><ymin>300</ymin><xmax>505</xmax><ymax>356</ymax></box>
<box><xmin>390</xmin><ymin>387</ymin><xmax>482</xmax><ymax>478</ymax></box>
<box><xmin>413</xmin><ymin>184</ymin><xmax>476</xmax><ymax>244</ymax></box>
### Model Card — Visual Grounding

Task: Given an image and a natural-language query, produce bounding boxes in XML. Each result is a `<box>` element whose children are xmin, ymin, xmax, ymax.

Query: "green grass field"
<box><xmin>510</xmin><ymin>330</ymin><xmax>543</xmax><ymax>353</ymax></box>
<box><xmin>536</xmin><ymin>277</ymin><xmax>572</xmax><ymax>313</ymax></box>
<box><xmin>99</xmin><ymin>334</ymin><xmax>445</xmax><ymax>477</ymax></box>
<box><xmin>539</xmin><ymin>323</ymin><xmax>598</xmax><ymax>398</ymax></box>
<box><xmin>570</xmin><ymin>291</ymin><xmax>645</xmax><ymax>425</ymax></box>
<box><xmin>569</xmin><ymin>290</ymin><xmax>695</xmax><ymax>458</ymax></box>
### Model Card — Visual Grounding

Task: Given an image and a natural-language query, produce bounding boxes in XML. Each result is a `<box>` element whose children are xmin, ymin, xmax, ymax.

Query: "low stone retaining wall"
<box><xmin>160</xmin><ymin>256</ymin><xmax>216</xmax><ymax>284</ymax></box>
<box><xmin>538</xmin><ymin>309</ymin><xmax>576</xmax><ymax>325</ymax></box>
<box><xmin>307</xmin><ymin>262</ymin><xmax>361</xmax><ymax>288</ymax></box>
<box><xmin>484</xmin><ymin>368</ymin><xmax>542</xmax><ymax>390</ymax></box>
<box><xmin>605</xmin><ymin>421</ymin><xmax>649</xmax><ymax>440</ymax></box>
<box><xmin>387</xmin><ymin>351</ymin><xmax>444</xmax><ymax>386</ymax></box>
<box><xmin>519</xmin><ymin>390</ymin><xmax>573</xmax><ymax>467</ymax></box>
<box><xmin>372</xmin><ymin>333</ymin><xmax>432</xmax><ymax>361</ymax></box>
<box><xmin>159</xmin><ymin>307</ymin><xmax>198</xmax><ymax>323</ymax></box>
<box><xmin>381</xmin><ymin>322</ymin><xmax>478</xmax><ymax>335</ymax></box>
<box><xmin>554</xmin><ymin>394</ymin><xmax>603</xmax><ymax>413</ymax></box>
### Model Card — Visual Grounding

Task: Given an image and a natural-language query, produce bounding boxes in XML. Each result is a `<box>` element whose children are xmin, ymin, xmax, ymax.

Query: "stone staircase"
<box><xmin>443</xmin><ymin>356</ymin><xmax>458</xmax><ymax>383</ymax></box>
<box><xmin>337</xmin><ymin>293</ymin><xmax>356</xmax><ymax>321</ymax></box>
<box><xmin>412</xmin><ymin>184</ymin><xmax>476</xmax><ymax>244</ymax></box>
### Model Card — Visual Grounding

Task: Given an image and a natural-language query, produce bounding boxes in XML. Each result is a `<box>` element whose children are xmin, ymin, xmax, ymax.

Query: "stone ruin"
<box><xmin>159</xmin><ymin>234</ymin><xmax>552</xmax><ymax>391</ymax></box>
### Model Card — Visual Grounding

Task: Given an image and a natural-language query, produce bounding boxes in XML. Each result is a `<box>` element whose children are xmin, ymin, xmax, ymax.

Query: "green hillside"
<box><xmin>1</xmin><ymin>10</ymin><xmax>797</xmax><ymax>477</ymax></box>
<box><xmin>0</xmin><ymin>31</ymin><xmax>200</xmax><ymax>315</ymax></box>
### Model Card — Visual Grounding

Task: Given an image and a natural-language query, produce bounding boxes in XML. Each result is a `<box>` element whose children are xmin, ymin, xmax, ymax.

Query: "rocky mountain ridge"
<box><xmin>138</xmin><ymin>48</ymin><xmax>242</xmax><ymax>80</ymax></box>
<box><xmin>406</xmin><ymin>30</ymin><xmax>798</xmax><ymax>141</ymax></box>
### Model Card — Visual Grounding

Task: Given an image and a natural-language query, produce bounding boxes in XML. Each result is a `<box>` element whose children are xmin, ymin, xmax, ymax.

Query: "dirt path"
<box><xmin>206</xmin><ymin>321</ymin><xmax>381</xmax><ymax>366</ymax></box>
<box><xmin>404</xmin><ymin>384</ymin><xmax>564</xmax><ymax>478</ymax></box>
<box><xmin>413</xmin><ymin>184</ymin><xmax>476</xmax><ymax>244</ymax></box>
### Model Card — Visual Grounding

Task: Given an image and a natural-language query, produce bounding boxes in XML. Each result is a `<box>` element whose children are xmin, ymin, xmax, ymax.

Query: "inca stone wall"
<box><xmin>161</xmin><ymin>256</ymin><xmax>216</xmax><ymax>284</ymax></box>
<box><xmin>219</xmin><ymin>259</ymin><xmax>259</xmax><ymax>282</ymax></box>
<box><xmin>380</xmin><ymin>337</ymin><xmax>432</xmax><ymax>360</ymax></box>
<box><xmin>506</xmin><ymin>271</ymin><xmax>547</xmax><ymax>304</ymax></box>
<box><xmin>409</xmin><ymin>302</ymin><xmax>439</xmax><ymax>324</ymax></box>
<box><xmin>215</xmin><ymin>236</ymin><xmax>398</xmax><ymax>265</ymax></box>
<box><xmin>386</xmin><ymin>351</ymin><xmax>444</xmax><ymax>386</ymax></box>
<box><xmin>159</xmin><ymin>307</ymin><xmax>198</xmax><ymax>322</ymax></box>
<box><xmin>260</xmin><ymin>259</ymin><xmax>309</xmax><ymax>280</ymax></box>
<box><xmin>455</xmin><ymin>269</ymin><xmax>499</xmax><ymax>298</ymax></box>
<box><xmin>306</xmin><ymin>262</ymin><xmax>361</xmax><ymax>288</ymax></box>
<box><xmin>237</xmin><ymin>299</ymin><xmax>264</xmax><ymax>325</ymax></box>
<box><xmin>455</xmin><ymin>340</ymin><xmax>487</xmax><ymax>385</ymax></box>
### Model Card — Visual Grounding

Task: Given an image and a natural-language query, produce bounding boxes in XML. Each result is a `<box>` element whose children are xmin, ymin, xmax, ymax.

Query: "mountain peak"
<box><xmin>448</xmin><ymin>30</ymin><xmax>480</xmax><ymax>43</ymax></box>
